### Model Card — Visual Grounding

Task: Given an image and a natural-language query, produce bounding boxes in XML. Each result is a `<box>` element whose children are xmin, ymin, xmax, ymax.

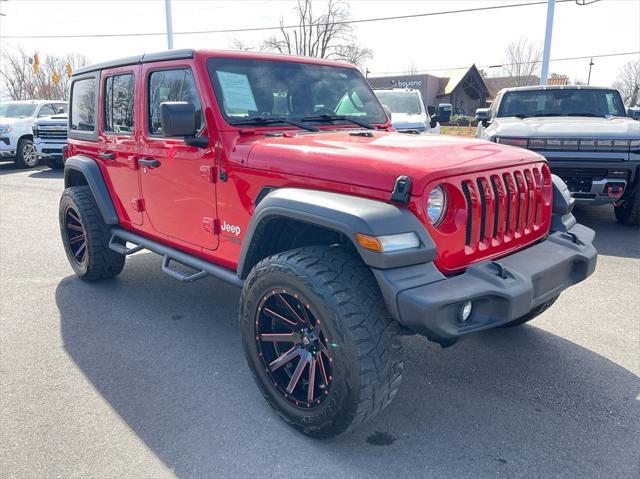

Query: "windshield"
<box><xmin>375</xmin><ymin>91</ymin><xmax>423</xmax><ymax>115</ymax></box>
<box><xmin>0</xmin><ymin>102</ymin><xmax>37</xmax><ymax>119</ymax></box>
<box><xmin>207</xmin><ymin>57</ymin><xmax>387</xmax><ymax>126</ymax></box>
<box><xmin>498</xmin><ymin>89</ymin><xmax>626</xmax><ymax>118</ymax></box>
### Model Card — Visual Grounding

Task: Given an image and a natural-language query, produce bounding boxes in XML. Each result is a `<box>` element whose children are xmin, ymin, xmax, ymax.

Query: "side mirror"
<box><xmin>159</xmin><ymin>101</ymin><xmax>208</xmax><ymax>147</ymax></box>
<box><xmin>627</xmin><ymin>107</ymin><xmax>640</xmax><ymax>120</ymax></box>
<box><xmin>430</xmin><ymin>116</ymin><xmax>439</xmax><ymax>129</ymax></box>
<box><xmin>475</xmin><ymin>108</ymin><xmax>491</xmax><ymax>127</ymax></box>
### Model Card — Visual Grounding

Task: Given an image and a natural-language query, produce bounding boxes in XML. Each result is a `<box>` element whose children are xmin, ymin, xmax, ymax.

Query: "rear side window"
<box><xmin>148</xmin><ymin>68</ymin><xmax>203</xmax><ymax>135</ymax></box>
<box><xmin>70</xmin><ymin>78</ymin><xmax>97</xmax><ymax>132</ymax></box>
<box><xmin>104</xmin><ymin>73</ymin><xmax>135</xmax><ymax>134</ymax></box>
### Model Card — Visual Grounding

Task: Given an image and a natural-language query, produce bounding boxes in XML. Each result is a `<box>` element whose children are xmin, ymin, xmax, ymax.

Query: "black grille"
<box><xmin>477</xmin><ymin>179</ymin><xmax>487</xmax><ymax>241</ymax></box>
<box><xmin>490</xmin><ymin>177</ymin><xmax>500</xmax><ymax>237</ymax></box>
<box><xmin>461</xmin><ymin>182</ymin><xmax>472</xmax><ymax>246</ymax></box>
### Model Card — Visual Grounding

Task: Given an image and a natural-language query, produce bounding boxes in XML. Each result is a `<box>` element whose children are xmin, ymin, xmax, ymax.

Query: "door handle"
<box><xmin>138</xmin><ymin>158</ymin><xmax>160</xmax><ymax>168</ymax></box>
<box><xmin>99</xmin><ymin>152</ymin><xmax>115</xmax><ymax>160</ymax></box>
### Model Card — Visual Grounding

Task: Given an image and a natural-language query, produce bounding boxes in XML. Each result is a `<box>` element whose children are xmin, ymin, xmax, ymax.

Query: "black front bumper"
<box><xmin>395</xmin><ymin>223</ymin><xmax>597</xmax><ymax>344</ymax></box>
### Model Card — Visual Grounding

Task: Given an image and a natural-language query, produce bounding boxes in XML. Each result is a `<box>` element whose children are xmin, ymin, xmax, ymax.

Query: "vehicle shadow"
<box><xmin>0</xmin><ymin>162</ymin><xmax>51</xmax><ymax>176</ymax></box>
<box><xmin>29</xmin><ymin>167</ymin><xmax>63</xmax><ymax>179</ymax></box>
<box><xmin>57</xmin><ymin>253</ymin><xmax>640</xmax><ymax>478</ymax></box>
<box><xmin>573</xmin><ymin>205</ymin><xmax>640</xmax><ymax>259</ymax></box>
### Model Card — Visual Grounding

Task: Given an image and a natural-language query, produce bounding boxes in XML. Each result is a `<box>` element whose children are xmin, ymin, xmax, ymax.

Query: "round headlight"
<box><xmin>427</xmin><ymin>185</ymin><xmax>446</xmax><ymax>226</ymax></box>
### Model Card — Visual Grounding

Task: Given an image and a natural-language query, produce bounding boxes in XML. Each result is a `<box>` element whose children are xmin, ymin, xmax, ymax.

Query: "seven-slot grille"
<box><xmin>460</xmin><ymin>165</ymin><xmax>549</xmax><ymax>251</ymax></box>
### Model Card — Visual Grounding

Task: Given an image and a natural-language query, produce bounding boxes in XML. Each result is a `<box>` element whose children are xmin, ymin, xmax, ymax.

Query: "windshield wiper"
<box><xmin>230</xmin><ymin>116</ymin><xmax>319</xmax><ymax>132</ymax></box>
<box><xmin>300</xmin><ymin>114</ymin><xmax>375</xmax><ymax>130</ymax></box>
<box><xmin>532</xmin><ymin>113</ymin><xmax>562</xmax><ymax>117</ymax></box>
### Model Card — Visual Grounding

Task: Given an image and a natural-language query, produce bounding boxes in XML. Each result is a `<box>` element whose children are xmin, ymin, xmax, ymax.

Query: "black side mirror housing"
<box><xmin>159</xmin><ymin>101</ymin><xmax>208</xmax><ymax>147</ymax></box>
<box><xmin>430</xmin><ymin>116</ymin><xmax>439</xmax><ymax>129</ymax></box>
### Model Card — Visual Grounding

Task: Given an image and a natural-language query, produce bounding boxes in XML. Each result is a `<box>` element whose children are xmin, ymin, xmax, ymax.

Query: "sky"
<box><xmin>1</xmin><ymin>0</ymin><xmax>639</xmax><ymax>88</ymax></box>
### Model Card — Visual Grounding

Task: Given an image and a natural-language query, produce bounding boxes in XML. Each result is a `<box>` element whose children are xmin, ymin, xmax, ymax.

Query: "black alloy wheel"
<box><xmin>255</xmin><ymin>289</ymin><xmax>333</xmax><ymax>408</ymax></box>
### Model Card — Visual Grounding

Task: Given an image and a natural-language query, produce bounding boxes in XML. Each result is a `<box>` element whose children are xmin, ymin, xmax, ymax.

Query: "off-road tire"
<box><xmin>15</xmin><ymin>138</ymin><xmax>38</xmax><ymax>168</ymax></box>
<box><xmin>59</xmin><ymin>186</ymin><xmax>125</xmax><ymax>281</ymax></box>
<box><xmin>614</xmin><ymin>186</ymin><xmax>640</xmax><ymax>227</ymax></box>
<box><xmin>501</xmin><ymin>295</ymin><xmax>559</xmax><ymax>328</ymax></box>
<box><xmin>240</xmin><ymin>246</ymin><xmax>404</xmax><ymax>438</ymax></box>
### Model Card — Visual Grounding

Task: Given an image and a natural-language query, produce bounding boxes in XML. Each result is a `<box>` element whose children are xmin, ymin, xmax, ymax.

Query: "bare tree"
<box><xmin>229</xmin><ymin>38</ymin><xmax>254</xmax><ymax>51</ymax></box>
<box><xmin>613</xmin><ymin>59</ymin><xmax>640</xmax><ymax>106</ymax></box>
<box><xmin>501</xmin><ymin>38</ymin><xmax>542</xmax><ymax>87</ymax></box>
<box><xmin>0</xmin><ymin>48</ymin><xmax>88</xmax><ymax>101</ymax></box>
<box><xmin>261</xmin><ymin>0</ymin><xmax>372</xmax><ymax>68</ymax></box>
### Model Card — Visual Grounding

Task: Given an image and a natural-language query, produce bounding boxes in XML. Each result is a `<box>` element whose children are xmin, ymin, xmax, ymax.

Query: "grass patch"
<box><xmin>440</xmin><ymin>126</ymin><xmax>477</xmax><ymax>137</ymax></box>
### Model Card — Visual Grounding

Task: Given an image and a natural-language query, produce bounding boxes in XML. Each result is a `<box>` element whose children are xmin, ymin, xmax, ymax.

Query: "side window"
<box><xmin>38</xmin><ymin>104</ymin><xmax>56</xmax><ymax>117</ymax></box>
<box><xmin>148</xmin><ymin>68</ymin><xmax>203</xmax><ymax>136</ymax></box>
<box><xmin>490</xmin><ymin>94</ymin><xmax>501</xmax><ymax>118</ymax></box>
<box><xmin>104</xmin><ymin>73</ymin><xmax>135</xmax><ymax>134</ymax></box>
<box><xmin>70</xmin><ymin>78</ymin><xmax>97</xmax><ymax>132</ymax></box>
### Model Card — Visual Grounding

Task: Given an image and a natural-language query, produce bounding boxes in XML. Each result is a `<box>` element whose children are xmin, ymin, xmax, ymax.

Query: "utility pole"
<box><xmin>540</xmin><ymin>0</ymin><xmax>555</xmax><ymax>85</ymax></box>
<box><xmin>587</xmin><ymin>58</ymin><xmax>594</xmax><ymax>85</ymax></box>
<box><xmin>165</xmin><ymin>0</ymin><xmax>174</xmax><ymax>50</ymax></box>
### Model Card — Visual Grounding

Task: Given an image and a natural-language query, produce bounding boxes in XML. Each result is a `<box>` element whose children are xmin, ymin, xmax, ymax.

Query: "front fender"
<box><xmin>237</xmin><ymin>188</ymin><xmax>436</xmax><ymax>278</ymax></box>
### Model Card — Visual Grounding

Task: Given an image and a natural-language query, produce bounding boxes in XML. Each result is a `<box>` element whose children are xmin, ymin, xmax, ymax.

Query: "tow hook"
<box><xmin>606</xmin><ymin>183</ymin><xmax>625</xmax><ymax>199</ymax></box>
<box><xmin>491</xmin><ymin>261</ymin><xmax>509</xmax><ymax>279</ymax></box>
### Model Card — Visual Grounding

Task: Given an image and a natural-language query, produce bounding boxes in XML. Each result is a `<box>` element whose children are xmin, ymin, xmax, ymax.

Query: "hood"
<box><xmin>391</xmin><ymin>113</ymin><xmax>427</xmax><ymax>130</ymax></box>
<box><xmin>0</xmin><ymin>116</ymin><xmax>31</xmax><ymax>126</ymax></box>
<box><xmin>492</xmin><ymin>116</ymin><xmax>640</xmax><ymax>138</ymax></box>
<box><xmin>245</xmin><ymin>130</ymin><xmax>543</xmax><ymax>194</ymax></box>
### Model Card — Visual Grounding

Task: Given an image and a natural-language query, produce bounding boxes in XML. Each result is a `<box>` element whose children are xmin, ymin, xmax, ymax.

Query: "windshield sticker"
<box><xmin>216</xmin><ymin>71</ymin><xmax>257</xmax><ymax>112</ymax></box>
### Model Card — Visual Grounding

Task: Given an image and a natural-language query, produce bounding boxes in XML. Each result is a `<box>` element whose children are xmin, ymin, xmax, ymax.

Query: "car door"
<box><xmin>98</xmin><ymin>66</ymin><xmax>143</xmax><ymax>226</ymax></box>
<box><xmin>139</xmin><ymin>63</ymin><xmax>218</xmax><ymax>251</ymax></box>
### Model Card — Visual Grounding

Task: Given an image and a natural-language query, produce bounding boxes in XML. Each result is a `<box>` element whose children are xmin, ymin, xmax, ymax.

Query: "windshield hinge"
<box><xmin>391</xmin><ymin>176</ymin><xmax>411</xmax><ymax>205</ymax></box>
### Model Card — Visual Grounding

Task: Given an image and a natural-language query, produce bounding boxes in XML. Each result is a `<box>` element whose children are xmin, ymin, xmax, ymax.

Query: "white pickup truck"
<box><xmin>0</xmin><ymin>100</ymin><xmax>67</xmax><ymax>168</ymax></box>
<box><xmin>373</xmin><ymin>88</ymin><xmax>440</xmax><ymax>134</ymax></box>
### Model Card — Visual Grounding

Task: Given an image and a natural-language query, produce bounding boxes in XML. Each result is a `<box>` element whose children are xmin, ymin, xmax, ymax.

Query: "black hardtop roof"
<box><xmin>72</xmin><ymin>49</ymin><xmax>195</xmax><ymax>76</ymax></box>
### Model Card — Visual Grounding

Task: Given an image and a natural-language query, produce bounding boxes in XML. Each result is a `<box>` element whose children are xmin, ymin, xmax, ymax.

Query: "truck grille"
<box><xmin>460</xmin><ymin>164</ymin><xmax>551</xmax><ymax>250</ymax></box>
<box><xmin>36</xmin><ymin>127</ymin><xmax>67</xmax><ymax>140</ymax></box>
<box><xmin>552</xmin><ymin>167</ymin><xmax>611</xmax><ymax>193</ymax></box>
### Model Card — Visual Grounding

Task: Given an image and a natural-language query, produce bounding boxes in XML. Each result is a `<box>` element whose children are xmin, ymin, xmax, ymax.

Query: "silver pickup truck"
<box><xmin>476</xmin><ymin>85</ymin><xmax>640</xmax><ymax>226</ymax></box>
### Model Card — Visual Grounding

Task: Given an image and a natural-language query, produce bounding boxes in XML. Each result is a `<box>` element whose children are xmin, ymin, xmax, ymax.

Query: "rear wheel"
<box><xmin>240</xmin><ymin>246</ymin><xmax>403</xmax><ymax>437</ymax></box>
<box><xmin>59</xmin><ymin>186</ymin><xmax>125</xmax><ymax>281</ymax></box>
<box><xmin>614</xmin><ymin>186</ymin><xmax>640</xmax><ymax>227</ymax></box>
<box><xmin>15</xmin><ymin>138</ymin><xmax>38</xmax><ymax>168</ymax></box>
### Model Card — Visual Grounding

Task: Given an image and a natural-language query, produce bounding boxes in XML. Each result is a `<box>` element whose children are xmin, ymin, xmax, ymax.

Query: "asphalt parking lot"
<box><xmin>1</xmin><ymin>163</ymin><xmax>638</xmax><ymax>478</ymax></box>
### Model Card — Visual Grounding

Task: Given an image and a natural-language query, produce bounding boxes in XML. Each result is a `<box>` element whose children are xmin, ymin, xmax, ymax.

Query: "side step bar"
<box><xmin>109</xmin><ymin>228</ymin><xmax>244</xmax><ymax>288</ymax></box>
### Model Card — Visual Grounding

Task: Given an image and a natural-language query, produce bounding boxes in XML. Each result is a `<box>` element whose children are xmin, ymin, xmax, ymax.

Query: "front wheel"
<box><xmin>614</xmin><ymin>186</ymin><xmax>640</xmax><ymax>227</ymax></box>
<box><xmin>240</xmin><ymin>246</ymin><xmax>404</xmax><ymax>438</ymax></box>
<box><xmin>15</xmin><ymin>138</ymin><xmax>38</xmax><ymax>168</ymax></box>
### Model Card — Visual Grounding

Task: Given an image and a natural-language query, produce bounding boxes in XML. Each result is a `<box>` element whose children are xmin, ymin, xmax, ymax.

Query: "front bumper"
<box><xmin>35</xmin><ymin>141</ymin><xmax>64</xmax><ymax>159</ymax></box>
<box><xmin>545</xmin><ymin>156</ymin><xmax>640</xmax><ymax>205</ymax></box>
<box><xmin>395</xmin><ymin>223</ymin><xmax>597</xmax><ymax>343</ymax></box>
<box><xmin>0</xmin><ymin>136</ymin><xmax>16</xmax><ymax>157</ymax></box>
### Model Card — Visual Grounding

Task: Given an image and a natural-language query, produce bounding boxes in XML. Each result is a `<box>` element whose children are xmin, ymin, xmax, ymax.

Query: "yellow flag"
<box><xmin>65</xmin><ymin>63</ymin><xmax>72</xmax><ymax>78</ymax></box>
<box><xmin>52</xmin><ymin>71</ymin><xmax>61</xmax><ymax>84</ymax></box>
<box><xmin>33</xmin><ymin>53</ymin><xmax>40</xmax><ymax>74</ymax></box>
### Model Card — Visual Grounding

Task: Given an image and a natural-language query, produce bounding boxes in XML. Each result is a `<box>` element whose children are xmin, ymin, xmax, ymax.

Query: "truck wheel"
<box><xmin>614</xmin><ymin>187</ymin><xmax>640</xmax><ymax>227</ymax></box>
<box><xmin>44</xmin><ymin>157</ymin><xmax>64</xmax><ymax>170</ymax></box>
<box><xmin>240</xmin><ymin>246</ymin><xmax>404</xmax><ymax>438</ymax></box>
<box><xmin>501</xmin><ymin>295</ymin><xmax>559</xmax><ymax>328</ymax></box>
<box><xmin>15</xmin><ymin>138</ymin><xmax>38</xmax><ymax>168</ymax></box>
<box><xmin>59</xmin><ymin>186</ymin><xmax>125</xmax><ymax>281</ymax></box>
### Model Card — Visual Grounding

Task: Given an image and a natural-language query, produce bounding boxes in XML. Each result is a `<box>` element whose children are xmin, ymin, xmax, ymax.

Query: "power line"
<box><xmin>2</xmin><ymin>0</ymin><xmax>579</xmax><ymax>39</ymax></box>
<box><xmin>368</xmin><ymin>51</ymin><xmax>640</xmax><ymax>77</ymax></box>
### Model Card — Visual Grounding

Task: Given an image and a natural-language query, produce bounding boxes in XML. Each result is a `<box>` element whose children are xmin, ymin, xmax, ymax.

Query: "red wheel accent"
<box><xmin>255</xmin><ymin>289</ymin><xmax>332</xmax><ymax>409</ymax></box>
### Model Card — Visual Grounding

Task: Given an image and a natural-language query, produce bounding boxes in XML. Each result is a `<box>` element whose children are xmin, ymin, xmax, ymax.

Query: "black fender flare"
<box><xmin>237</xmin><ymin>188</ymin><xmax>436</xmax><ymax>278</ymax></box>
<box><xmin>64</xmin><ymin>155</ymin><xmax>119</xmax><ymax>225</ymax></box>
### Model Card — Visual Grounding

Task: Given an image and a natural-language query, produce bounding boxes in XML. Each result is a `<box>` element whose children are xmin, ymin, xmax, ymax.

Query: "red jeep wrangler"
<box><xmin>60</xmin><ymin>49</ymin><xmax>597</xmax><ymax>437</ymax></box>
